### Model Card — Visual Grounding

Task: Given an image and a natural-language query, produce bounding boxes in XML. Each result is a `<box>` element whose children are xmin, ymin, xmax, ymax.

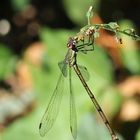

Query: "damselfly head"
<box><xmin>67</xmin><ymin>37</ymin><xmax>77</xmax><ymax>49</ymax></box>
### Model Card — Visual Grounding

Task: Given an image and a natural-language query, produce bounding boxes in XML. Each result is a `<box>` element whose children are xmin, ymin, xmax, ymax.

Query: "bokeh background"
<box><xmin>0</xmin><ymin>0</ymin><xmax>140</xmax><ymax>140</ymax></box>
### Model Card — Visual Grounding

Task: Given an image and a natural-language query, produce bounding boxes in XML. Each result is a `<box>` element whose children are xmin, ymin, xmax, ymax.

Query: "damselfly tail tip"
<box><xmin>39</xmin><ymin>123</ymin><xmax>45</xmax><ymax>137</ymax></box>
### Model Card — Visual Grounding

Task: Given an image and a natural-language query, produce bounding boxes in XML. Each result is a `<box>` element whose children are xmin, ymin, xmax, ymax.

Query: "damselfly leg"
<box><xmin>76</xmin><ymin>27</ymin><xmax>95</xmax><ymax>53</ymax></box>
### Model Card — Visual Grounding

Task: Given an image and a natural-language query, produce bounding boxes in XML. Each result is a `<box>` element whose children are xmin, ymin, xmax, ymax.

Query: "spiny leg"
<box><xmin>77</xmin><ymin>35</ymin><xmax>94</xmax><ymax>52</ymax></box>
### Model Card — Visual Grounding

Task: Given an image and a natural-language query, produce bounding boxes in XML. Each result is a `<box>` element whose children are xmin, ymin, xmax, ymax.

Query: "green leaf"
<box><xmin>78</xmin><ymin>113</ymin><xmax>124</xmax><ymax>140</ymax></box>
<box><xmin>62</xmin><ymin>0</ymin><xmax>100</xmax><ymax>26</ymax></box>
<box><xmin>119</xmin><ymin>20</ymin><xmax>140</xmax><ymax>74</ymax></box>
<box><xmin>99</xmin><ymin>86</ymin><xmax>122</xmax><ymax>118</ymax></box>
<box><xmin>121</xmin><ymin>46</ymin><xmax>140</xmax><ymax>74</ymax></box>
<box><xmin>0</xmin><ymin>44</ymin><xmax>17</xmax><ymax>80</ymax></box>
<box><xmin>78</xmin><ymin>46</ymin><xmax>114</xmax><ymax>92</ymax></box>
<box><xmin>11</xmin><ymin>0</ymin><xmax>31</xmax><ymax>11</ymax></box>
<box><xmin>136</xmin><ymin>128</ymin><xmax>140</xmax><ymax>140</ymax></box>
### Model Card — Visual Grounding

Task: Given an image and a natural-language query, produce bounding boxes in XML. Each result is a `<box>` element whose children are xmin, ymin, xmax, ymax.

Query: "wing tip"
<box><xmin>39</xmin><ymin>123</ymin><xmax>45</xmax><ymax>137</ymax></box>
<box><xmin>39</xmin><ymin>123</ymin><xmax>42</xmax><ymax>129</ymax></box>
<box><xmin>70</xmin><ymin>126</ymin><xmax>77</xmax><ymax>140</ymax></box>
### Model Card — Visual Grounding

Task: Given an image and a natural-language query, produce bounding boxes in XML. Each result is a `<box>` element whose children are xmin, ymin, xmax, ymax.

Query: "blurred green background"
<box><xmin>0</xmin><ymin>0</ymin><xmax>140</xmax><ymax>140</ymax></box>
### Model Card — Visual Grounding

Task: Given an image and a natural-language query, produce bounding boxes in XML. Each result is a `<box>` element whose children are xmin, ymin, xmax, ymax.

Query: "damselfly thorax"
<box><xmin>64</xmin><ymin>37</ymin><xmax>78</xmax><ymax>67</ymax></box>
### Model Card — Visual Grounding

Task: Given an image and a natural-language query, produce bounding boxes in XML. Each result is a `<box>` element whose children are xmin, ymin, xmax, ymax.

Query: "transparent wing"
<box><xmin>39</xmin><ymin>73</ymin><xmax>65</xmax><ymax>137</ymax></box>
<box><xmin>78</xmin><ymin>65</ymin><xmax>90</xmax><ymax>81</ymax></box>
<box><xmin>69</xmin><ymin>68</ymin><xmax>77</xmax><ymax>139</ymax></box>
<box><xmin>58</xmin><ymin>61</ymin><xmax>68</xmax><ymax>77</ymax></box>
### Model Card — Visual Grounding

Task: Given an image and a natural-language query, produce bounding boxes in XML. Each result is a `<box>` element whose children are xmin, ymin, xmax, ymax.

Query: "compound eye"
<box><xmin>73</xmin><ymin>40</ymin><xmax>76</xmax><ymax>45</ymax></box>
<box><xmin>67</xmin><ymin>43</ymin><xmax>70</xmax><ymax>47</ymax></box>
<box><xmin>67</xmin><ymin>37</ymin><xmax>76</xmax><ymax>48</ymax></box>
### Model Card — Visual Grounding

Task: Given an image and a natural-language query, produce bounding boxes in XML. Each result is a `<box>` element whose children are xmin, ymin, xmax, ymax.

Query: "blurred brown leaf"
<box><xmin>119</xmin><ymin>99</ymin><xmax>140</xmax><ymax>121</ymax></box>
<box><xmin>118</xmin><ymin>76</ymin><xmax>140</xmax><ymax>97</ymax></box>
<box><xmin>118</xmin><ymin>76</ymin><xmax>140</xmax><ymax>121</ymax></box>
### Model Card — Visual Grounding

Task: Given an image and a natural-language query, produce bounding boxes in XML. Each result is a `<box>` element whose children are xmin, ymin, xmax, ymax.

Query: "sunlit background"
<box><xmin>0</xmin><ymin>0</ymin><xmax>140</xmax><ymax>140</ymax></box>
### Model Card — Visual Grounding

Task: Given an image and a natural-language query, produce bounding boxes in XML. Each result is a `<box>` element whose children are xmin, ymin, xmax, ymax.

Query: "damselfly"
<box><xmin>39</xmin><ymin>27</ymin><xmax>119</xmax><ymax>140</ymax></box>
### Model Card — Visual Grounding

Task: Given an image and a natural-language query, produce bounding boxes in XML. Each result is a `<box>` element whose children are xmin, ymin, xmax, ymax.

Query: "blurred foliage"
<box><xmin>100</xmin><ymin>86</ymin><xmax>122</xmax><ymax>119</ymax></box>
<box><xmin>62</xmin><ymin>0</ymin><xmax>100</xmax><ymax>26</ymax></box>
<box><xmin>77</xmin><ymin>114</ymin><xmax>124</xmax><ymax>140</ymax></box>
<box><xmin>11</xmin><ymin>0</ymin><xmax>31</xmax><ymax>11</ymax></box>
<box><xmin>136</xmin><ymin>128</ymin><xmax>140</xmax><ymax>140</ymax></box>
<box><xmin>119</xmin><ymin>20</ymin><xmax>140</xmax><ymax>74</ymax></box>
<box><xmin>0</xmin><ymin>44</ymin><xmax>17</xmax><ymax>80</ymax></box>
